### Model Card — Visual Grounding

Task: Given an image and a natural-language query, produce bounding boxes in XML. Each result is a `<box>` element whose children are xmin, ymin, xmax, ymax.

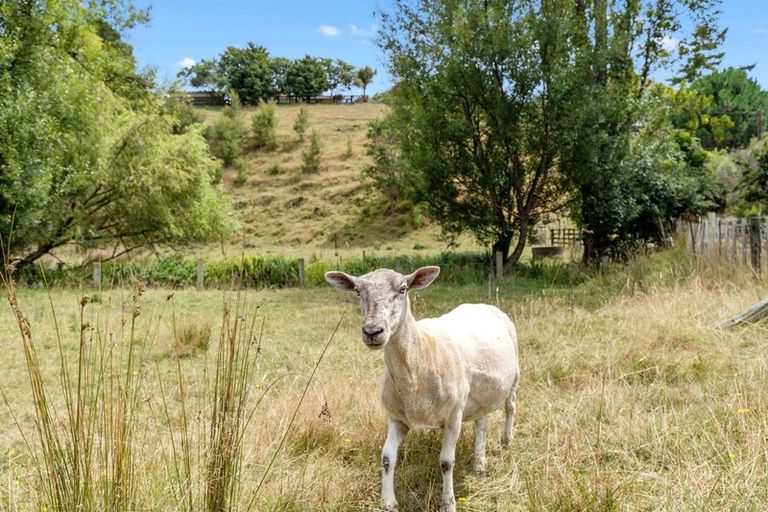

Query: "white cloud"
<box><xmin>177</xmin><ymin>57</ymin><xmax>196</xmax><ymax>69</ymax></box>
<box><xmin>318</xmin><ymin>25</ymin><xmax>342</xmax><ymax>37</ymax></box>
<box><xmin>660</xmin><ymin>35</ymin><xmax>680</xmax><ymax>52</ymax></box>
<box><xmin>350</xmin><ymin>24</ymin><xmax>377</xmax><ymax>38</ymax></box>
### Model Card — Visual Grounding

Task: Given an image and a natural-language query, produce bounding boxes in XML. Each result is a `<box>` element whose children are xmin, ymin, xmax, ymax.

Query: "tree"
<box><xmin>354</xmin><ymin>66</ymin><xmax>375</xmax><ymax>100</ymax></box>
<box><xmin>323</xmin><ymin>58</ymin><xmax>355</xmax><ymax>97</ymax></box>
<box><xmin>0</xmin><ymin>0</ymin><xmax>233</xmax><ymax>269</ymax></box>
<box><xmin>270</xmin><ymin>56</ymin><xmax>292</xmax><ymax>95</ymax></box>
<box><xmin>218</xmin><ymin>43</ymin><xmax>272</xmax><ymax>104</ymax></box>
<box><xmin>293</xmin><ymin>107</ymin><xmax>310</xmax><ymax>141</ymax></box>
<box><xmin>690</xmin><ymin>67</ymin><xmax>768</xmax><ymax>149</ymax></box>
<box><xmin>179</xmin><ymin>58</ymin><xmax>222</xmax><ymax>92</ymax></box>
<box><xmin>251</xmin><ymin>101</ymin><xmax>278</xmax><ymax>150</ymax></box>
<box><xmin>556</xmin><ymin>0</ymin><xmax>726</xmax><ymax>262</ymax></box>
<box><xmin>738</xmin><ymin>136</ymin><xmax>768</xmax><ymax>210</ymax></box>
<box><xmin>285</xmin><ymin>55</ymin><xmax>329</xmax><ymax>101</ymax></box>
<box><xmin>378</xmin><ymin>1</ymin><xmax>571</xmax><ymax>267</ymax></box>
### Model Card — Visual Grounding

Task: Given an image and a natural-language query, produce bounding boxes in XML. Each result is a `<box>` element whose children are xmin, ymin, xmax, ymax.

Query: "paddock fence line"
<box><xmin>684</xmin><ymin>212</ymin><xmax>768</xmax><ymax>276</ymax></box>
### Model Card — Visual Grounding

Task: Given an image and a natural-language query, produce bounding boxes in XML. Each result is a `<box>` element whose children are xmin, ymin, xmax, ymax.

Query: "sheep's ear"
<box><xmin>406</xmin><ymin>266</ymin><xmax>440</xmax><ymax>290</ymax></box>
<box><xmin>325</xmin><ymin>271</ymin><xmax>357</xmax><ymax>292</ymax></box>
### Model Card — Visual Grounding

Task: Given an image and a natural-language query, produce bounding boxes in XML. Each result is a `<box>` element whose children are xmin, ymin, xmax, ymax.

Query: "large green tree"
<box><xmin>0</xmin><ymin>0</ymin><xmax>233</xmax><ymax>269</ymax></box>
<box><xmin>378</xmin><ymin>0</ymin><xmax>579</xmax><ymax>266</ymax></box>
<box><xmin>690</xmin><ymin>67</ymin><xmax>768</xmax><ymax>149</ymax></box>
<box><xmin>554</xmin><ymin>0</ymin><xmax>726</xmax><ymax>262</ymax></box>
<box><xmin>217</xmin><ymin>43</ymin><xmax>273</xmax><ymax>104</ymax></box>
<box><xmin>285</xmin><ymin>55</ymin><xmax>330</xmax><ymax>101</ymax></box>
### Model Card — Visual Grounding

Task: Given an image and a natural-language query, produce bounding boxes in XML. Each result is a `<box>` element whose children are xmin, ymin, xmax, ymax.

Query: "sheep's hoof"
<box><xmin>440</xmin><ymin>500</ymin><xmax>457</xmax><ymax>512</ymax></box>
<box><xmin>381</xmin><ymin>498</ymin><xmax>399</xmax><ymax>511</ymax></box>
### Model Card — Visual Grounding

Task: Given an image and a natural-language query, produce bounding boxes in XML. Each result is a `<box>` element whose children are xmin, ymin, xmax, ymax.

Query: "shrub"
<box><xmin>301</xmin><ymin>131</ymin><xmax>322</xmax><ymax>173</ymax></box>
<box><xmin>234</xmin><ymin>157</ymin><xmax>248</xmax><ymax>185</ymax></box>
<box><xmin>293</xmin><ymin>107</ymin><xmax>310</xmax><ymax>142</ymax></box>
<box><xmin>343</xmin><ymin>136</ymin><xmax>354</xmax><ymax>159</ymax></box>
<box><xmin>205</xmin><ymin>115</ymin><xmax>246</xmax><ymax>167</ymax></box>
<box><xmin>205</xmin><ymin>255</ymin><xmax>300</xmax><ymax>288</ymax></box>
<box><xmin>251</xmin><ymin>101</ymin><xmax>278</xmax><ymax>150</ymax></box>
<box><xmin>166</xmin><ymin>96</ymin><xmax>203</xmax><ymax>134</ymax></box>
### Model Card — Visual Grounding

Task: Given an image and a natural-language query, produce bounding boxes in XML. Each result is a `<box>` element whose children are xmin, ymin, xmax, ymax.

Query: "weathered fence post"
<box><xmin>196</xmin><ymin>258</ymin><xmax>204</xmax><ymax>290</ymax></box>
<box><xmin>298</xmin><ymin>258</ymin><xmax>306</xmax><ymax>287</ymax></box>
<box><xmin>92</xmin><ymin>260</ymin><xmax>101</xmax><ymax>289</ymax></box>
<box><xmin>748</xmin><ymin>216</ymin><xmax>762</xmax><ymax>276</ymax></box>
<box><xmin>707</xmin><ymin>212</ymin><xmax>717</xmax><ymax>258</ymax></box>
<box><xmin>494</xmin><ymin>250</ymin><xmax>503</xmax><ymax>279</ymax></box>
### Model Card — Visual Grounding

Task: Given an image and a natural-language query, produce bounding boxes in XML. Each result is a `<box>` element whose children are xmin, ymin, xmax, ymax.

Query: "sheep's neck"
<box><xmin>383</xmin><ymin>306</ymin><xmax>422</xmax><ymax>387</ymax></box>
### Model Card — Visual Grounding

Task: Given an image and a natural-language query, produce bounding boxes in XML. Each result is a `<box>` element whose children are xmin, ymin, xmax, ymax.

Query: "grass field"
<box><xmin>2</xmin><ymin>253</ymin><xmax>767</xmax><ymax>511</ymax></box>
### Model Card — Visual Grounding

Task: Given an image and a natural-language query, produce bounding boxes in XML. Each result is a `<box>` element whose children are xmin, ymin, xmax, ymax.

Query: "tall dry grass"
<box><xmin>2</xmin><ymin>249</ymin><xmax>767</xmax><ymax>510</ymax></box>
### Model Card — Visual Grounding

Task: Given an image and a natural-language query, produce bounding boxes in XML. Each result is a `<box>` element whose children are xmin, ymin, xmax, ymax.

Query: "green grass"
<box><xmin>2</xmin><ymin>251</ymin><xmax>768</xmax><ymax>510</ymax></box>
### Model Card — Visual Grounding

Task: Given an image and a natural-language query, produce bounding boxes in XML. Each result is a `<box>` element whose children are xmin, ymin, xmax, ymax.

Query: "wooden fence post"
<box><xmin>92</xmin><ymin>261</ymin><xmax>101</xmax><ymax>289</ymax></box>
<box><xmin>196</xmin><ymin>258</ymin><xmax>204</xmax><ymax>290</ymax></box>
<box><xmin>748</xmin><ymin>216</ymin><xmax>762</xmax><ymax>276</ymax></box>
<box><xmin>298</xmin><ymin>258</ymin><xmax>306</xmax><ymax>287</ymax></box>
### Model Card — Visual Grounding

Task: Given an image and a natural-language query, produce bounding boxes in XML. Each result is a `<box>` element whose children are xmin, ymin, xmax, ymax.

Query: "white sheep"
<box><xmin>325</xmin><ymin>266</ymin><xmax>519</xmax><ymax>512</ymax></box>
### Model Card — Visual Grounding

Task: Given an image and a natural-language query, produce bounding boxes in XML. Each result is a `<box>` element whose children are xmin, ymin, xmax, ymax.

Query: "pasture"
<box><xmin>2</xmin><ymin>253</ymin><xmax>767</xmax><ymax>511</ymax></box>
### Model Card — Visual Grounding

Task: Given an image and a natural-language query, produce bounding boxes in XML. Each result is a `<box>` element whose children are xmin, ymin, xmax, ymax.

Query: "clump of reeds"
<box><xmin>1</xmin><ymin>262</ymin><xmax>155</xmax><ymax>511</ymax></box>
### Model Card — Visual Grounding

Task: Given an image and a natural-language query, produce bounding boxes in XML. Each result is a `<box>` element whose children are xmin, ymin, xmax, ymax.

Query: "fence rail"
<box><xmin>686</xmin><ymin>213</ymin><xmax>768</xmax><ymax>275</ymax></box>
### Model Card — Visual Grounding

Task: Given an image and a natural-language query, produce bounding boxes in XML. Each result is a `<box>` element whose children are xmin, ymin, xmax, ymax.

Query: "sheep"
<box><xmin>325</xmin><ymin>266</ymin><xmax>519</xmax><ymax>512</ymax></box>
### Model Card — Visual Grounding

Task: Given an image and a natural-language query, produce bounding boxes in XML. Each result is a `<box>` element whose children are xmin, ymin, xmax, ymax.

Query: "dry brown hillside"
<box><xmin>199</xmin><ymin>103</ymin><xmax>481</xmax><ymax>259</ymax></box>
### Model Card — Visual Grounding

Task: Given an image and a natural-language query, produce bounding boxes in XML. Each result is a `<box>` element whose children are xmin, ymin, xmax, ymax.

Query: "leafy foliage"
<box><xmin>690</xmin><ymin>67</ymin><xmax>768</xmax><ymax>149</ymax></box>
<box><xmin>285</xmin><ymin>55</ymin><xmax>330</xmax><ymax>100</ymax></box>
<box><xmin>377</xmin><ymin>1</ymin><xmax>571</xmax><ymax>266</ymax></box>
<box><xmin>737</xmin><ymin>136</ymin><xmax>768</xmax><ymax>210</ymax></box>
<box><xmin>301</xmin><ymin>131</ymin><xmax>323</xmax><ymax>173</ymax></box>
<box><xmin>0</xmin><ymin>0</ymin><xmax>233</xmax><ymax>268</ymax></box>
<box><xmin>217</xmin><ymin>43</ymin><xmax>273</xmax><ymax>104</ymax></box>
<box><xmin>205</xmin><ymin>98</ymin><xmax>247</xmax><ymax>168</ymax></box>
<box><xmin>293</xmin><ymin>107</ymin><xmax>310</xmax><ymax>141</ymax></box>
<box><xmin>363</xmin><ymin>117</ymin><xmax>414</xmax><ymax>214</ymax></box>
<box><xmin>251</xmin><ymin>101</ymin><xmax>278</xmax><ymax>150</ymax></box>
<box><xmin>354</xmin><ymin>66</ymin><xmax>376</xmax><ymax>99</ymax></box>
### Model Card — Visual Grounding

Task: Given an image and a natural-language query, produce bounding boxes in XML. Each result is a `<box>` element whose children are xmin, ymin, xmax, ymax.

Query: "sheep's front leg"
<box><xmin>381</xmin><ymin>419</ymin><xmax>408</xmax><ymax>511</ymax></box>
<box><xmin>440</xmin><ymin>412</ymin><xmax>462</xmax><ymax>512</ymax></box>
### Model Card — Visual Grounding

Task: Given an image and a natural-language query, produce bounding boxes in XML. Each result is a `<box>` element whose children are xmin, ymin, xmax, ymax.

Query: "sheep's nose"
<box><xmin>362</xmin><ymin>325</ymin><xmax>384</xmax><ymax>338</ymax></box>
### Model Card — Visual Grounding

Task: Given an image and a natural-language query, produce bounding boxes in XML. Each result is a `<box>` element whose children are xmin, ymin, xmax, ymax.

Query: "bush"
<box><xmin>251</xmin><ymin>101</ymin><xmax>278</xmax><ymax>150</ymax></box>
<box><xmin>293</xmin><ymin>107</ymin><xmax>309</xmax><ymax>142</ymax></box>
<box><xmin>205</xmin><ymin>115</ymin><xmax>246</xmax><ymax>167</ymax></box>
<box><xmin>301</xmin><ymin>131</ymin><xmax>322</xmax><ymax>173</ymax></box>
<box><xmin>234</xmin><ymin>157</ymin><xmax>248</xmax><ymax>185</ymax></box>
<box><xmin>343</xmin><ymin>137</ymin><xmax>354</xmax><ymax>159</ymax></box>
<box><xmin>166</xmin><ymin>96</ymin><xmax>203</xmax><ymax>134</ymax></box>
<box><xmin>205</xmin><ymin>255</ymin><xmax>300</xmax><ymax>288</ymax></box>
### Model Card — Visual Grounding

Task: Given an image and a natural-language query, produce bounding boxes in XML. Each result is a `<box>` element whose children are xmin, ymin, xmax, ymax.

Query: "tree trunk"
<box><xmin>506</xmin><ymin>218</ymin><xmax>529</xmax><ymax>267</ymax></box>
<box><xmin>491</xmin><ymin>236</ymin><xmax>511</xmax><ymax>277</ymax></box>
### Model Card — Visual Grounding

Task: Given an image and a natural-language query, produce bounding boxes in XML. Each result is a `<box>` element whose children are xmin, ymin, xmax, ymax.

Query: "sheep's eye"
<box><xmin>398</xmin><ymin>285</ymin><xmax>407</xmax><ymax>294</ymax></box>
<box><xmin>354</xmin><ymin>288</ymin><xmax>360</xmax><ymax>296</ymax></box>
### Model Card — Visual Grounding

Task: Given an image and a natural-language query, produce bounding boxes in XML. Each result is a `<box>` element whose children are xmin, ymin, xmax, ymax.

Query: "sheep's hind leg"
<box><xmin>381</xmin><ymin>419</ymin><xmax>408</xmax><ymax>511</ymax></box>
<box><xmin>473</xmin><ymin>416</ymin><xmax>488</xmax><ymax>473</ymax></box>
<box><xmin>502</xmin><ymin>389</ymin><xmax>517</xmax><ymax>448</ymax></box>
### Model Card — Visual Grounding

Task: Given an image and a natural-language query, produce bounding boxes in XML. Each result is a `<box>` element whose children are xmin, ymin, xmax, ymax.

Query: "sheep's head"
<box><xmin>325</xmin><ymin>266</ymin><xmax>440</xmax><ymax>349</ymax></box>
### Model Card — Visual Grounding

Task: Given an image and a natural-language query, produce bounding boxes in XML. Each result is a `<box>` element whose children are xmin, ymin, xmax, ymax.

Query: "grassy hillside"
<box><xmin>199</xmin><ymin>103</ymin><xmax>483</xmax><ymax>260</ymax></box>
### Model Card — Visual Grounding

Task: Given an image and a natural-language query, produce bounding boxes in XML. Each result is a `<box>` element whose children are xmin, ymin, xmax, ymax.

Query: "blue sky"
<box><xmin>127</xmin><ymin>0</ymin><xmax>768</xmax><ymax>94</ymax></box>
